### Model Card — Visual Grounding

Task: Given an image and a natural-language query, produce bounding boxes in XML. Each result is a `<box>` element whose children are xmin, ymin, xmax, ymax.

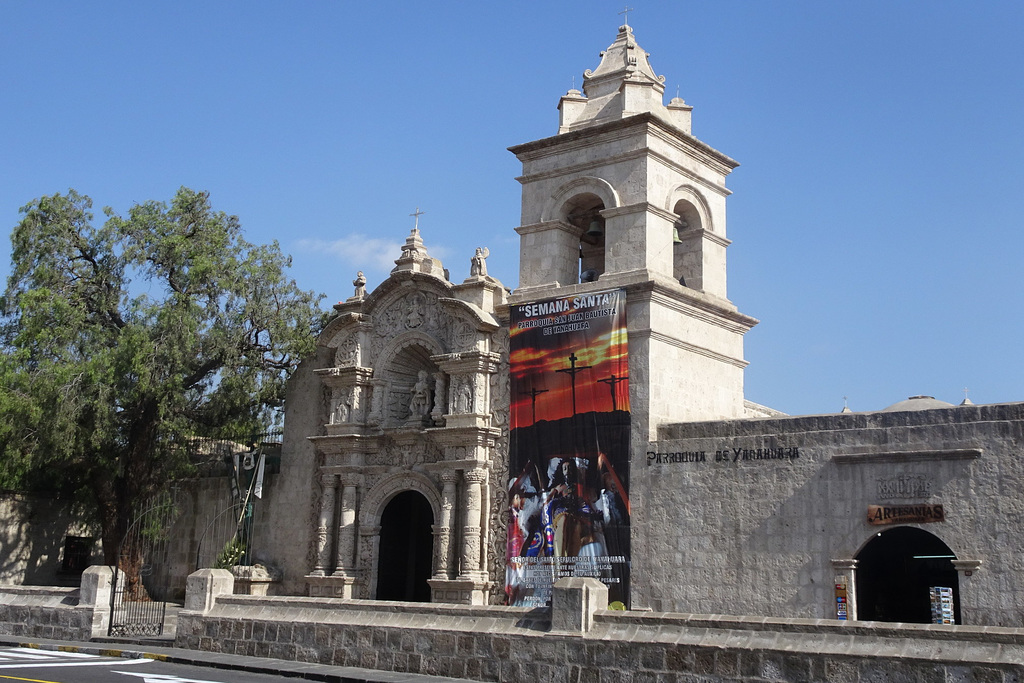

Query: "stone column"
<box><xmin>333</xmin><ymin>480</ymin><xmax>359</xmax><ymax>576</ymax></box>
<box><xmin>433</xmin><ymin>471</ymin><xmax>458</xmax><ymax>579</ymax></box>
<box><xmin>459</xmin><ymin>468</ymin><xmax>487</xmax><ymax>579</ymax></box>
<box><xmin>831</xmin><ymin>558</ymin><xmax>858</xmax><ymax>621</ymax></box>
<box><xmin>368</xmin><ymin>379</ymin><xmax>386</xmax><ymax>426</ymax></box>
<box><xmin>311</xmin><ymin>472</ymin><xmax>338</xmax><ymax>576</ymax></box>
<box><xmin>431</xmin><ymin>372</ymin><xmax>447</xmax><ymax>425</ymax></box>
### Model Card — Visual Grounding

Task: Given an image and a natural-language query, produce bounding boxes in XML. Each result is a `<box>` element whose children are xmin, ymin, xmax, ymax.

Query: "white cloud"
<box><xmin>295</xmin><ymin>235</ymin><xmax>403</xmax><ymax>272</ymax></box>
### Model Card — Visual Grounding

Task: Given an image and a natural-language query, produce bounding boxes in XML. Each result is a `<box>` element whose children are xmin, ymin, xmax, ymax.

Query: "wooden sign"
<box><xmin>867</xmin><ymin>504</ymin><xmax>944</xmax><ymax>525</ymax></box>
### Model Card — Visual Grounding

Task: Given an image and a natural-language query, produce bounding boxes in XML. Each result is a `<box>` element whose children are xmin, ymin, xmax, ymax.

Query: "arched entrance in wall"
<box><xmin>375</xmin><ymin>490</ymin><xmax>434</xmax><ymax>602</ymax></box>
<box><xmin>856</xmin><ymin>526</ymin><xmax>960</xmax><ymax>624</ymax></box>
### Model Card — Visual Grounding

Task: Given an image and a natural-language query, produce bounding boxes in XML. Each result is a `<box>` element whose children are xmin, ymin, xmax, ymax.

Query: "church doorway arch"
<box><xmin>855</xmin><ymin>526</ymin><xmax>960</xmax><ymax>624</ymax></box>
<box><xmin>375</xmin><ymin>490</ymin><xmax>434</xmax><ymax>602</ymax></box>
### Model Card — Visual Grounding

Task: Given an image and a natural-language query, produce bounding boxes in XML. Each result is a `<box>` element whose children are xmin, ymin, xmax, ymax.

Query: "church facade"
<box><xmin>259</xmin><ymin>23</ymin><xmax>1024</xmax><ymax>627</ymax></box>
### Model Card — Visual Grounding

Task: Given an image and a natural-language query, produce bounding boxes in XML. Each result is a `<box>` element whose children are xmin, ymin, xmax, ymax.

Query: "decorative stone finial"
<box><xmin>392</xmin><ymin>223</ymin><xmax>446</xmax><ymax>277</ymax></box>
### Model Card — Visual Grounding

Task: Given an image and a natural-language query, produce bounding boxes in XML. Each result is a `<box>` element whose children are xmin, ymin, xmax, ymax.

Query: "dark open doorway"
<box><xmin>856</xmin><ymin>526</ymin><xmax>960</xmax><ymax>624</ymax></box>
<box><xmin>375</xmin><ymin>490</ymin><xmax>434</xmax><ymax>602</ymax></box>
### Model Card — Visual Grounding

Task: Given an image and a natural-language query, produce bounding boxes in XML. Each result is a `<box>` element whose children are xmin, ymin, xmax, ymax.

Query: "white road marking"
<box><xmin>0</xmin><ymin>656</ymin><xmax>153</xmax><ymax>669</ymax></box>
<box><xmin>114</xmin><ymin>671</ymin><xmax>229</xmax><ymax>683</ymax></box>
<box><xmin>0</xmin><ymin>648</ymin><xmax>92</xmax><ymax>660</ymax></box>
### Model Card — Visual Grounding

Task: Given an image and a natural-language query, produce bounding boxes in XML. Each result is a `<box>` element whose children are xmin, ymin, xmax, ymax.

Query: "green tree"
<box><xmin>0</xmin><ymin>187</ymin><xmax>324</xmax><ymax>563</ymax></box>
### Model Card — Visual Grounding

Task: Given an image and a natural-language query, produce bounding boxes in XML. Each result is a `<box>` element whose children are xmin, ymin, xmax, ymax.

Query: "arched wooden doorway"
<box><xmin>856</xmin><ymin>526</ymin><xmax>960</xmax><ymax>624</ymax></box>
<box><xmin>375</xmin><ymin>490</ymin><xmax>434</xmax><ymax>602</ymax></box>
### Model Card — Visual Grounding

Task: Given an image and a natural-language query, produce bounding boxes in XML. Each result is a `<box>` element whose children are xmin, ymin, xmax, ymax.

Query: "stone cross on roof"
<box><xmin>409</xmin><ymin>207</ymin><xmax>425</xmax><ymax>230</ymax></box>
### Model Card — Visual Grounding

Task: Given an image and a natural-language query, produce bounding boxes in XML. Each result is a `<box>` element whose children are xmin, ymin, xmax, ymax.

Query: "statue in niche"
<box><xmin>332</xmin><ymin>387</ymin><xmax>353</xmax><ymax>423</ymax></box>
<box><xmin>470</xmin><ymin>247</ymin><xmax>489</xmax><ymax>277</ymax></box>
<box><xmin>456</xmin><ymin>377</ymin><xmax>474</xmax><ymax>414</ymax></box>
<box><xmin>408</xmin><ymin>370</ymin><xmax>433</xmax><ymax>419</ymax></box>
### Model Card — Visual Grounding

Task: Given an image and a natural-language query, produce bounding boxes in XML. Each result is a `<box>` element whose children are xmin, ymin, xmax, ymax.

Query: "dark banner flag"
<box><xmin>506</xmin><ymin>288</ymin><xmax>631</xmax><ymax>608</ymax></box>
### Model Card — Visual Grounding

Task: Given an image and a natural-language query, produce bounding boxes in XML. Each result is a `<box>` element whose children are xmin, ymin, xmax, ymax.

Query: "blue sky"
<box><xmin>2</xmin><ymin>1</ymin><xmax>1022</xmax><ymax>417</ymax></box>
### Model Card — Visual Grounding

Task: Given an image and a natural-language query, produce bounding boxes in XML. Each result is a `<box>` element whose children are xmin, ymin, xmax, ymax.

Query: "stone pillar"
<box><xmin>184</xmin><ymin>568</ymin><xmax>234</xmax><ymax>613</ymax></box>
<box><xmin>433</xmin><ymin>471</ymin><xmax>458</xmax><ymax>579</ymax></box>
<box><xmin>831</xmin><ymin>558</ymin><xmax>858</xmax><ymax>621</ymax></box>
<box><xmin>79</xmin><ymin>565</ymin><xmax>121</xmax><ymax>638</ymax></box>
<box><xmin>459</xmin><ymin>468</ymin><xmax>487</xmax><ymax>579</ymax></box>
<box><xmin>333</xmin><ymin>480</ymin><xmax>359</xmax><ymax>576</ymax></box>
<box><xmin>311</xmin><ymin>472</ymin><xmax>338</xmax><ymax>576</ymax></box>
<box><xmin>551</xmin><ymin>577</ymin><xmax>608</xmax><ymax>634</ymax></box>
<box><xmin>952</xmin><ymin>559</ymin><xmax>983</xmax><ymax>625</ymax></box>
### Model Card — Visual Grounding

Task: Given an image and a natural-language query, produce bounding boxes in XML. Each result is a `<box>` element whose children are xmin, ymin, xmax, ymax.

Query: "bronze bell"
<box><xmin>585</xmin><ymin>217</ymin><xmax>604</xmax><ymax>238</ymax></box>
<box><xmin>673</xmin><ymin>219</ymin><xmax>688</xmax><ymax>244</ymax></box>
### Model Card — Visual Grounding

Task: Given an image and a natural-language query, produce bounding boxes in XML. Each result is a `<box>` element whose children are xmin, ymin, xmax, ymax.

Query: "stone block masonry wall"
<box><xmin>177</xmin><ymin>589</ymin><xmax>1024</xmax><ymax>682</ymax></box>
<box><xmin>0</xmin><ymin>586</ymin><xmax>94</xmax><ymax>640</ymax></box>
<box><xmin>636</xmin><ymin>402</ymin><xmax>1024</xmax><ymax>624</ymax></box>
<box><xmin>0</xmin><ymin>566</ymin><xmax>119</xmax><ymax>640</ymax></box>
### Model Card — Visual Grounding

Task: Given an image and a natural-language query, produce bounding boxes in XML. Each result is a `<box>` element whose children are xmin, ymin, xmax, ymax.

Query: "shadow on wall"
<box><xmin>0</xmin><ymin>492</ymin><xmax>99</xmax><ymax>587</ymax></box>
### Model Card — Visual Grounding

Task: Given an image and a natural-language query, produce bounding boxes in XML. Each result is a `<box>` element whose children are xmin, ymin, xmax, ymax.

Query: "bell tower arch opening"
<box><xmin>564</xmin><ymin>193</ymin><xmax>607</xmax><ymax>283</ymax></box>
<box><xmin>671</xmin><ymin>198</ymin><xmax>703</xmax><ymax>288</ymax></box>
<box><xmin>855</xmin><ymin>526</ymin><xmax>960</xmax><ymax>624</ymax></box>
<box><xmin>375</xmin><ymin>490</ymin><xmax>435</xmax><ymax>602</ymax></box>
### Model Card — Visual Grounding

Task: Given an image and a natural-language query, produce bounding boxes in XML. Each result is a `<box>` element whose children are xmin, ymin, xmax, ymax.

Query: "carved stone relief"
<box><xmin>335</xmin><ymin>335</ymin><xmax>359</xmax><ymax>368</ymax></box>
<box><xmin>374</xmin><ymin>291</ymin><xmax>443</xmax><ymax>342</ymax></box>
<box><xmin>451</xmin><ymin>320</ymin><xmax>476</xmax><ymax>351</ymax></box>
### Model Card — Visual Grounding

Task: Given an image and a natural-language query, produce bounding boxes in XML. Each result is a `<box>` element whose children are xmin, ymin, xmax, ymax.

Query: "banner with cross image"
<box><xmin>506</xmin><ymin>288</ymin><xmax>631</xmax><ymax>608</ymax></box>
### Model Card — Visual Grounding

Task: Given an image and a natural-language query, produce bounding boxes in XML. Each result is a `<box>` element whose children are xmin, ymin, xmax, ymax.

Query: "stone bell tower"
<box><xmin>508</xmin><ymin>22</ymin><xmax>758</xmax><ymax>435</ymax></box>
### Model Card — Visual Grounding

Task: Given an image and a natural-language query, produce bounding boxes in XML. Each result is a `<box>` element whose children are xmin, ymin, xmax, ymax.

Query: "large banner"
<box><xmin>506</xmin><ymin>288</ymin><xmax>631</xmax><ymax>608</ymax></box>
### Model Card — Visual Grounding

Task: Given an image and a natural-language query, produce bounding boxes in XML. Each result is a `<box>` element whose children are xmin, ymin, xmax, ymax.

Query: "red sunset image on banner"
<box><xmin>506</xmin><ymin>288</ymin><xmax>631</xmax><ymax>608</ymax></box>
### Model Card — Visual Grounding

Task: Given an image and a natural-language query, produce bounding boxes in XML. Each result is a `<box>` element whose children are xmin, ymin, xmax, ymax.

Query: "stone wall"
<box><xmin>634</xmin><ymin>402</ymin><xmax>1024</xmax><ymax>625</ymax></box>
<box><xmin>0</xmin><ymin>566</ymin><xmax>116</xmax><ymax>641</ymax></box>
<box><xmin>176</xmin><ymin>572</ymin><xmax>1024</xmax><ymax>683</ymax></box>
<box><xmin>0</xmin><ymin>492</ymin><xmax>100</xmax><ymax>587</ymax></box>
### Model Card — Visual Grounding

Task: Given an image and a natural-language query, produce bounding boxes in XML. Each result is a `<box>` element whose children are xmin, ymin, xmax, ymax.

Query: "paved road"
<box><xmin>0</xmin><ymin>647</ymin><xmax>299</xmax><ymax>682</ymax></box>
<box><xmin>0</xmin><ymin>640</ymin><xmax>480</xmax><ymax>683</ymax></box>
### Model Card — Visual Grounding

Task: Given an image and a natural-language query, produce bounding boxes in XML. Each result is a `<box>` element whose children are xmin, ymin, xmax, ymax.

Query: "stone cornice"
<box><xmin>674</xmin><ymin>226</ymin><xmax>732</xmax><ymax>249</ymax></box>
<box><xmin>314</xmin><ymin>366</ymin><xmax>373</xmax><ymax>389</ymax></box>
<box><xmin>319</xmin><ymin>313</ymin><xmax>370</xmax><ymax>347</ymax></box>
<box><xmin>600</xmin><ymin>203</ymin><xmax>732</xmax><ymax>247</ymax></box>
<box><xmin>436</xmin><ymin>297</ymin><xmax>501</xmax><ymax>330</ymax></box>
<box><xmin>622</xmin><ymin>276</ymin><xmax>759</xmax><ymax>333</ymax></box>
<box><xmin>514</xmin><ymin>147</ymin><xmax>650</xmax><ymax>185</ymax></box>
<box><xmin>509</xmin><ymin>112</ymin><xmax>738</xmax><ymax>174</ymax></box>
<box><xmin>636</xmin><ymin>329</ymin><xmax>749</xmax><ymax>369</ymax></box>
<box><xmin>431</xmin><ymin>350</ymin><xmax>502</xmax><ymax>374</ymax></box>
<box><xmin>514</xmin><ymin>220</ymin><xmax>578</xmax><ymax>237</ymax></box>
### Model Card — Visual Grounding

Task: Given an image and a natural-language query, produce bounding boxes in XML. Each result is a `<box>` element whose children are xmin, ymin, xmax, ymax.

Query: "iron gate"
<box><xmin>108</xmin><ymin>491</ymin><xmax>180</xmax><ymax>637</ymax></box>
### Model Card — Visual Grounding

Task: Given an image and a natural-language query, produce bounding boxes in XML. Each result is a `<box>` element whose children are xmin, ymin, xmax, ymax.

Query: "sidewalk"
<box><xmin>0</xmin><ymin>635</ymin><xmax>482</xmax><ymax>683</ymax></box>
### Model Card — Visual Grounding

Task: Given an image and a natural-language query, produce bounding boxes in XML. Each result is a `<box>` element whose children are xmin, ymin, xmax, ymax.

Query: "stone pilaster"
<box><xmin>953</xmin><ymin>559</ymin><xmax>983</xmax><ymax>625</ymax></box>
<box><xmin>831</xmin><ymin>558</ymin><xmax>858</xmax><ymax>621</ymax></box>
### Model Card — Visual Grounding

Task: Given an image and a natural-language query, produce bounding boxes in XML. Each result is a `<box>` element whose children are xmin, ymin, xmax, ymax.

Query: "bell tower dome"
<box><xmin>508</xmin><ymin>23</ymin><xmax>757</xmax><ymax>430</ymax></box>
